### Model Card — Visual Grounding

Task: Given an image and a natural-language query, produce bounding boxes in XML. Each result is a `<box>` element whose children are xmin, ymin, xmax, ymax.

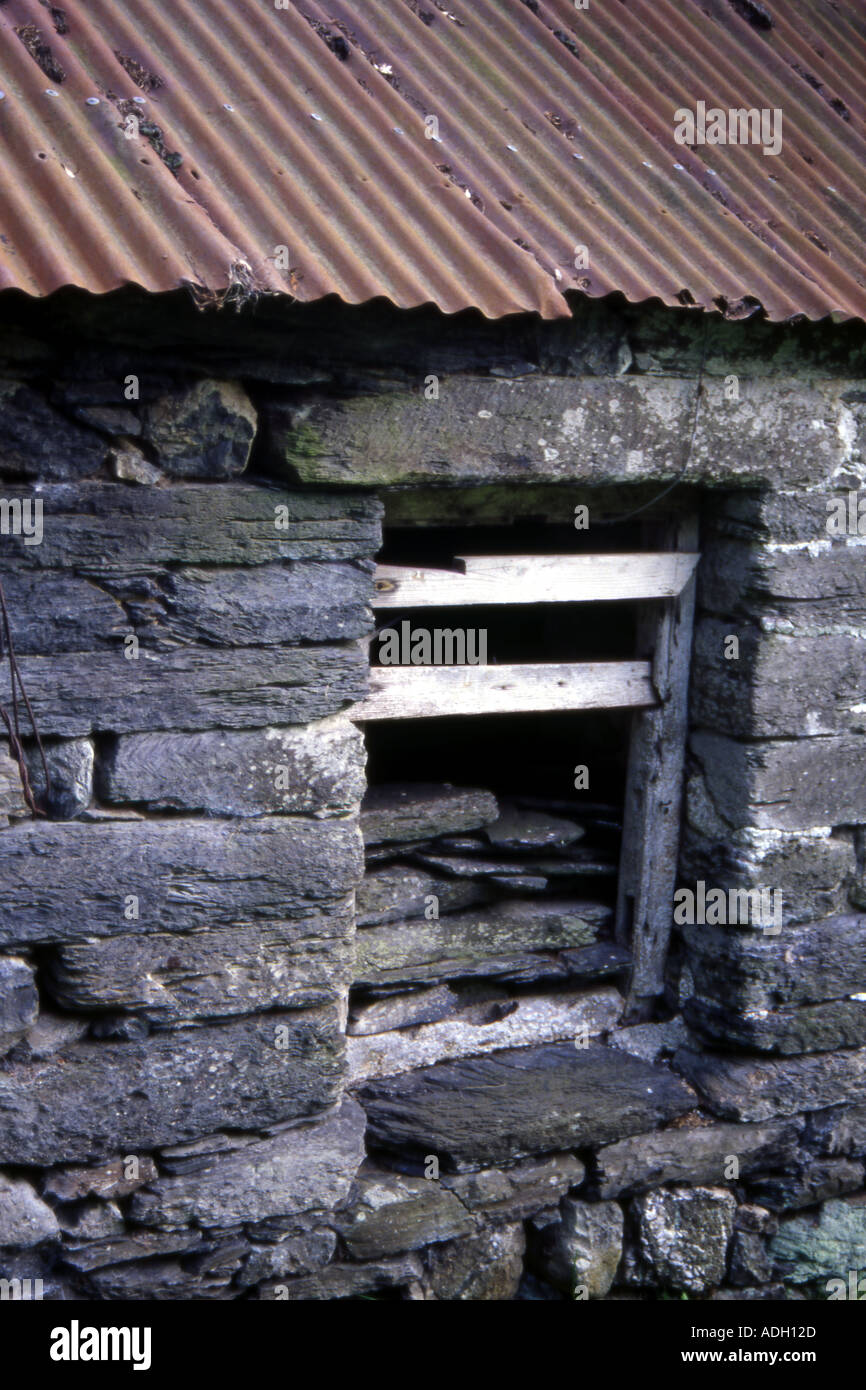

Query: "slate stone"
<box><xmin>609</xmin><ymin>1017</ymin><xmax>690</xmax><ymax>1064</ymax></box>
<box><xmin>61</xmin><ymin>1228</ymin><xmax>203</xmax><ymax>1273</ymax></box>
<box><xmin>484</xmin><ymin>804</ymin><xmax>584</xmax><ymax>850</ymax></box>
<box><xmin>0</xmin><ymin>484</ymin><xmax>382</xmax><ymax>571</ymax></box>
<box><xmin>346</xmin><ymin>988</ymin><xmax>623</xmax><ymax>1083</ymax></box>
<box><xmin>0</xmin><ymin>1006</ymin><xmax>345</xmax><ymax>1165</ymax></box>
<box><xmin>596</xmin><ymin>1117</ymin><xmax>804</xmax><ymax>1198</ymax></box>
<box><xmin>680</xmin><ymin>822</ymin><xmax>854</xmax><ymax>926</ymax></box>
<box><xmin>128</xmin><ymin>1099</ymin><xmax>366</xmax><ymax>1230</ymax></box>
<box><xmin>440</xmin><ymin>1154</ymin><xmax>585</xmax><ymax>1223</ymax></box>
<box><xmin>683</xmin><ymin>917</ymin><xmax>866</xmax><ymax>1011</ymax></box>
<box><xmin>348</xmin><ymin>986</ymin><xmax>460</xmax><ymax>1036</ymax></box>
<box><xmin>632</xmin><ymin>1187</ymin><xmax>736</xmax><ymax>1293</ymax></box>
<box><xmin>354</xmin><ymin>900</ymin><xmax>609</xmax><ymax>988</ymax></box>
<box><xmin>674</xmin><ymin>1046</ymin><xmax>866</xmax><ymax>1122</ymax></box>
<box><xmin>692</xmin><ymin>618</ymin><xmax>866</xmax><ymax>738</ymax></box>
<box><xmin>257</xmin><ymin>1254</ymin><xmax>423</xmax><ymax>1300</ymax></box>
<box><xmin>57</xmin><ymin>1200</ymin><xmax>126</xmax><ymax>1243</ymax></box>
<box><xmin>26</xmin><ymin>738</ymin><xmax>94</xmax><ymax>819</ymax></box>
<box><xmin>44</xmin><ymin>1155</ymin><xmax>159</xmax><ymax>1204</ymax></box>
<box><xmin>746</xmin><ymin>1159</ymin><xmax>864</xmax><ymax>1212</ymax></box>
<box><xmin>413</xmin><ymin>852</ymin><xmax>551</xmax><ymax>881</ymax></box>
<box><xmin>238</xmin><ymin>1227</ymin><xmax>337</xmax><ymax>1285</ymax></box>
<box><xmin>142</xmin><ymin>379</ymin><xmax>256</xmax><ymax>479</ymax></box>
<box><xmin>356</xmin><ymin>865</ymin><xmax>489</xmax><ymax>928</ymax></box>
<box><xmin>808</xmin><ymin>1103</ymin><xmax>866</xmax><ymax>1157</ymax></box>
<box><xmin>684</xmin><ymin>994</ymin><xmax>866</xmax><ymax>1055</ymax></box>
<box><xmin>43</xmin><ymin>906</ymin><xmax>354</xmax><ymax>1023</ymax></box>
<box><xmin>729</xmin><ymin>1229</ymin><xmax>773</xmax><ymax>1287</ymax></box>
<box><xmin>13</xmin><ymin>644</ymin><xmax>368</xmax><ymax>737</ymax></box>
<box><xmin>769</xmin><ymin>1196</ymin><xmax>866</xmax><ymax>1283</ymax></box>
<box><xmin>358</xmin><ymin>1043</ymin><xmax>696</xmax><ymax>1171</ymax></box>
<box><xmin>424</xmin><ymin>1224</ymin><xmax>525</xmax><ymax>1300</ymax></box>
<box><xmin>99</xmin><ymin>721</ymin><xmax>365</xmax><ymax>816</ymax></box>
<box><xmin>530</xmin><ymin>1198</ymin><xmax>623</xmax><ymax>1298</ymax></box>
<box><xmin>102</xmin><ymin>562</ymin><xmax>374</xmax><ymax>648</ymax></box>
<box><xmin>0</xmin><ymin>745</ymin><xmax>27</xmax><ymax>822</ymax></box>
<box><xmin>335</xmin><ymin>1168</ymin><xmax>476</xmax><ymax>1259</ymax></box>
<box><xmin>0</xmin><ymin>381</ymin><xmax>106</xmax><ymax>480</ymax></box>
<box><xmin>0</xmin><ymin>817</ymin><xmax>362</xmax><ymax>946</ymax></box>
<box><xmin>361</xmin><ymin>784</ymin><xmax>499</xmax><ymax>845</ymax></box>
<box><xmin>690</xmin><ymin>730</ymin><xmax>866</xmax><ymax>829</ymax></box>
<box><xmin>85</xmin><ymin>1258</ymin><xmax>237</xmax><ymax>1301</ymax></box>
<box><xmin>0</xmin><ymin>957</ymin><xmax>38</xmax><ymax>1057</ymax></box>
<box><xmin>0</xmin><ymin>1174</ymin><xmax>60</xmax><ymax>1248</ymax></box>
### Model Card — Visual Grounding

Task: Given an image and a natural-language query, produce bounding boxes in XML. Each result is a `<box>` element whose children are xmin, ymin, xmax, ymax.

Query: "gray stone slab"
<box><xmin>335</xmin><ymin>1168</ymin><xmax>476</xmax><ymax>1259</ymax></box>
<box><xmin>0</xmin><ymin>484</ymin><xmax>382</xmax><ymax>570</ymax></box>
<box><xmin>0</xmin><ymin>957</ymin><xmax>38</xmax><ymax>1057</ymax></box>
<box><xmin>354</xmin><ymin>900</ymin><xmax>608</xmax><ymax>987</ymax></box>
<box><xmin>484</xmin><ymin>804</ymin><xmax>585</xmax><ymax>850</ymax></box>
<box><xmin>0</xmin><ymin>1006</ymin><xmax>345</xmax><ymax>1165</ymax></box>
<box><xmin>0</xmin><ymin>1174</ymin><xmax>60</xmax><ymax>1248</ymax></box>
<box><xmin>256</xmin><ymin>1254</ymin><xmax>422</xmax><ymax>1300</ymax></box>
<box><xmin>348</xmin><ymin>986</ymin><xmax>460</xmax><ymax>1036</ymax></box>
<box><xmin>99</xmin><ymin>720</ymin><xmax>365</xmax><ymax>816</ymax></box>
<box><xmin>440</xmin><ymin>1154</ymin><xmax>584</xmax><ymax>1222</ymax></box>
<box><xmin>684</xmin><ymin>994</ymin><xmax>866</xmax><ymax>1055</ymax></box>
<box><xmin>596</xmin><ymin>1118</ymin><xmax>804</xmax><ymax>1198</ymax></box>
<box><xmin>674</xmin><ymin>1046</ymin><xmax>866</xmax><ymax>1122</ymax></box>
<box><xmin>361</xmin><ymin>784</ymin><xmax>499</xmax><ymax>845</ymax></box>
<box><xmin>355</xmin><ymin>864</ymin><xmax>490</xmax><ymax>926</ymax></box>
<box><xmin>0</xmin><ymin>816</ymin><xmax>362</xmax><ymax>946</ymax></box>
<box><xmin>690</xmin><ymin>731</ymin><xmax>866</xmax><ymax>830</ymax></box>
<box><xmin>683</xmin><ymin>917</ymin><xmax>866</xmax><ymax>1010</ymax></box>
<box><xmin>43</xmin><ymin>906</ymin><xmax>354</xmax><ymax>1023</ymax></box>
<box><xmin>769</xmin><ymin>1196</ymin><xmax>866</xmax><ymax>1283</ymax></box>
<box><xmin>128</xmin><ymin>1099</ymin><xmax>366</xmax><ymax>1229</ymax></box>
<box><xmin>13</xmin><ymin>644</ymin><xmax>368</xmax><ymax>737</ymax></box>
<box><xmin>142</xmin><ymin>379</ymin><xmax>256</xmax><ymax>479</ymax></box>
<box><xmin>358</xmin><ymin>1043</ymin><xmax>696</xmax><ymax>1170</ymax></box>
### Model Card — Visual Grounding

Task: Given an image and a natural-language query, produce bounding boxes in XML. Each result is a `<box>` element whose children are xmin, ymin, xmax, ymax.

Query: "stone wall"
<box><xmin>0</xmin><ymin>295</ymin><xmax>864</xmax><ymax>1300</ymax></box>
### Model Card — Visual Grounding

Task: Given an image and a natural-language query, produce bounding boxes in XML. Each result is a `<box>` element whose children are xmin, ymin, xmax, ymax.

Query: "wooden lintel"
<box><xmin>351</xmin><ymin>661</ymin><xmax>656</xmax><ymax>721</ymax></box>
<box><xmin>372</xmin><ymin>553</ymin><xmax>699</xmax><ymax>608</ymax></box>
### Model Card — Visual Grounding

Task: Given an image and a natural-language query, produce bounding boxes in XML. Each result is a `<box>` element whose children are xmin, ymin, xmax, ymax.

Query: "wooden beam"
<box><xmin>372</xmin><ymin>553</ymin><xmax>699</xmax><ymax>607</ymax></box>
<box><xmin>615</xmin><ymin>517</ymin><xmax>699</xmax><ymax>1021</ymax></box>
<box><xmin>351</xmin><ymin>662</ymin><xmax>656</xmax><ymax>720</ymax></box>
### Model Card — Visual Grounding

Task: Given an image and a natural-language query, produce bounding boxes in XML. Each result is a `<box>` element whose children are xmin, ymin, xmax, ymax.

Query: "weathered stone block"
<box><xmin>0</xmin><ymin>1174</ymin><xmax>60</xmax><ymax>1248</ymax></box>
<box><xmin>43</xmin><ymin>905</ymin><xmax>354</xmax><ymax>1023</ymax></box>
<box><xmin>684</xmin><ymin>994</ymin><xmax>866</xmax><ymax>1055</ymax></box>
<box><xmin>690</xmin><ymin>731</ymin><xmax>866</xmax><ymax>830</ymax></box>
<box><xmin>128</xmin><ymin>1099</ymin><xmax>366</xmax><ymax>1230</ymax></box>
<box><xmin>683</xmin><ymin>917</ymin><xmax>866</xmax><ymax>1010</ymax></box>
<box><xmin>0</xmin><ymin>484</ymin><xmax>382</xmax><ymax>571</ymax></box>
<box><xmin>355</xmin><ymin>865</ymin><xmax>489</xmax><ymax>927</ymax></box>
<box><xmin>348</xmin><ymin>986</ymin><xmax>461</xmax><ymax>1036</ymax></box>
<box><xmin>99</xmin><ymin>720</ymin><xmax>365</xmax><ymax>816</ymax></box>
<box><xmin>93</xmin><ymin>561</ymin><xmax>374</xmax><ymax>650</ymax></box>
<box><xmin>674</xmin><ymin>1047</ymin><xmax>866</xmax><ymax>1123</ymax></box>
<box><xmin>14</xmin><ymin>644</ymin><xmax>368</xmax><ymax>737</ymax></box>
<box><xmin>361</xmin><ymin>783</ymin><xmax>499</xmax><ymax>844</ymax></box>
<box><xmin>336</xmin><ymin>1168</ymin><xmax>476</xmax><ymax>1259</ymax></box>
<box><xmin>354</xmin><ymin>900</ymin><xmax>608</xmax><ymax>987</ymax></box>
<box><xmin>530</xmin><ymin>1197</ymin><xmax>623</xmax><ymax>1298</ymax></box>
<box><xmin>256</xmin><ymin>1254</ymin><xmax>423</xmax><ymax>1300</ymax></box>
<box><xmin>692</xmin><ymin>618</ymin><xmax>866</xmax><ymax>738</ymax></box>
<box><xmin>346</xmin><ymin>988</ymin><xmax>623</xmax><ymax>1082</ymax></box>
<box><xmin>238</xmin><ymin>1227</ymin><xmax>337</xmax><ymax>1285</ymax></box>
<box><xmin>358</xmin><ymin>1043</ymin><xmax>696</xmax><ymax>1170</ymax></box>
<box><xmin>769</xmin><ymin>1195</ymin><xmax>866</xmax><ymax>1284</ymax></box>
<box><xmin>424</xmin><ymin>1225</ymin><xmax>525</xmax><ymax>1300</ymax></box>
<box><xmin>0</xmin><ymin>1006</ymin><xmax>345</xmax><ymax>1165</ymax></box>
<box><xmin>0</xmin><ymin>381</ymin><xmax>106</xmax><ymax>479</ymax></box>
<box><xmin>142</xmin><ymin>380</ymin><xmax>256</xmax><ymax>478</ymax></box>
<box><xmin>44</xmin><ymin>1156</ymin><xmax>159</xmax><ymax>1204</ymax></box>
<box><xmin>596</xmin><ymin>1118</ymin><xmax>803</xmax><ymax>1198</ymax></box>
<box><xmin>808</xmin><ymin>1104</ymin><xmax>866</xmax><ymax>1157</ymax></box>
<box><xmin>0</xmin><ymin>957</ymin><xmax>38</xmax><ymax>1056</ymax></box>
<box><xmin>747</xmin><ymin>1159</ymin><xmax>864</xmax><ymax>1212</ymax></box>
<box><xmin>439</xmin><ymin>1155</ymin><xmax>584</xmax><ymax>1222</ymax></box>
<box><xmin>26</xmin><ymin>739</ymin><xmax>94</xmax><ymax>819</ymax></box>
<box><xmin>632</xmin><ymin>1187</ymin><xmax>735</xmax><ymax>1293</ymax></box>
<box><xmin>0</xmin><ymin>817</ymin><xmax>362</xmax><ymax>946</ymax></box>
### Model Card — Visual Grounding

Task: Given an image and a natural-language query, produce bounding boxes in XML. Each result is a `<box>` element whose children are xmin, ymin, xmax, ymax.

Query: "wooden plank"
<box><xmin>615</xmin><ymin>517</ymin><xmax>699</xmax><ymax>1021</ymax></box>
<box><xmin>351</xmin><ymin>662</ymin><xmax>656</xmax><ymax>720</ymax></box>
<box><xmin>372</xmin><ymin>554</ymin><xmax>699</xmax><ymax>607</ymax></box>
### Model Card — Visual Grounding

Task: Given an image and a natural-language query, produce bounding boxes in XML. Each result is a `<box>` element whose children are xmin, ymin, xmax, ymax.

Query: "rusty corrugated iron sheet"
<box><xmin>0</xmin><ymin>0</ymin><xmax>864</xmax><ymax>320</ymax></box>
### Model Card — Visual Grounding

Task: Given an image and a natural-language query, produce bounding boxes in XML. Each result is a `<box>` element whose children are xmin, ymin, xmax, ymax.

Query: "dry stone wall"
<box><xmin>0</xmin><ymin>297</ymin><xmax>864</xmax><ymax>1300</ymax></box>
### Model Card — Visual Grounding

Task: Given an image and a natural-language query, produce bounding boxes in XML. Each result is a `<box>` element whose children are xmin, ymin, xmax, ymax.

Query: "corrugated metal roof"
<box><xmin>0</xmin><ymin>0</ymin><xmax>864</xmax><ymax>320</ymax></box>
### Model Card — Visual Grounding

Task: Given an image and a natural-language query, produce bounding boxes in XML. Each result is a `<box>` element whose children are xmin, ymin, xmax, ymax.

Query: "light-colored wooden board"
<box><xmin>351</xmin><ymin>661</ymin><xmax>656</xmax><ymax>720</ymax></box>
<box><xmin>372</xmin><ymin>553</ymin><xmax>699</xmax><ymax>607</ymax></box>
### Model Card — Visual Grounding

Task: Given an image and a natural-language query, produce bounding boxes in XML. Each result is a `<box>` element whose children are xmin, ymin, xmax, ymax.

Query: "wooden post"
<box><xmin>615</xmin><ymin>515</ymin><xmax>699</xmax><ymax>1022</ymax></box>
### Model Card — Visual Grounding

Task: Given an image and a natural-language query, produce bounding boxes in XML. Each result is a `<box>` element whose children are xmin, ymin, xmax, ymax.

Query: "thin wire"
<box><xmin>0</xmin><ymin>581</ymin><xmax>51</xmax><ymax>814</ymax></box>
